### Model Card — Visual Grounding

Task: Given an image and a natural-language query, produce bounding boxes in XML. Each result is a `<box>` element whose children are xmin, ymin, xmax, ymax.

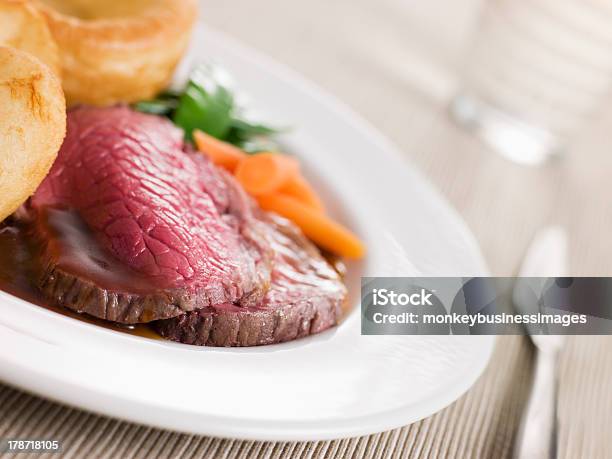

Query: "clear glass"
<box><xmin>451</xmin><ymin>0</ymin><xmax>612</xmax><ymax>165</ymax></box>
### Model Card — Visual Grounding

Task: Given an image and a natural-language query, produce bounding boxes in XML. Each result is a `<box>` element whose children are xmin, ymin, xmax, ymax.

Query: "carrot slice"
<box><xmin>193</xmin><ymin>129</ymin><xmax>246</xmax><ymax>172</ymax></box>
<box><xmin>235</xmin><ymin>152</ymin><xmax>299</xmax><ymax>196</ymax></box>
<box><xmin>280</xmin><ymin>176</ymin><xmax>325</xmax><ymax>213</ymax></box>
<box><xmin>256</xmin><ymin>194</ymin><xmax>365</xmax><ymax>259</ymax></box>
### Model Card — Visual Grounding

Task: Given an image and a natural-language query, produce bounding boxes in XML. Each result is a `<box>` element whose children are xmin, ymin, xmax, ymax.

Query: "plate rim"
<box><xmin>0</xmin><ymin>24</ymin><xmax>494</xmax><ymax>441</ymax></box>
<box><xmin>0</xmin><ymin>324</ymin><xmax>494</xmax><ymax>440</ymax></box>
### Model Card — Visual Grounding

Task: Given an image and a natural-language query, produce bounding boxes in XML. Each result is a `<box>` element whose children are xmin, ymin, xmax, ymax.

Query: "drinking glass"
<box><xmin>451</xmin><ymin>0</ymin><xmax>612</xmax><ymax>165</ymax></box>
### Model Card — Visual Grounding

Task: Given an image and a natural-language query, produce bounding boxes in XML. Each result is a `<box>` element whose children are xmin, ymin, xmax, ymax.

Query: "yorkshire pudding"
<box><xmin>34</xmin><ymin>0</ymin><xmax>198</xmax><ymax>106</ymax></box>
<box><xmin>0</xmin><ymin>45</ymin><xmax>66</xmax><ymax>222</ymax></box>
<box><xmin>0</xmin><ymin>0</ymin><xmax>60</xmax><ymax>75</ymax></box>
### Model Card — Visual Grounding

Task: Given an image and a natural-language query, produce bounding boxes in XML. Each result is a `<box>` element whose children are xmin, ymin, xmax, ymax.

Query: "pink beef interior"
<box><xmin>31</xmin><ymin>106</ymin><xmax>269</xmax><ymax>304</ymax></box>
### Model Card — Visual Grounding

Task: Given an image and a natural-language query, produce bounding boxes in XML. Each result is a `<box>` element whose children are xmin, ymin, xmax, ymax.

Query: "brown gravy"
<box><xmin>0</xmin><ymin>217</ymin><xmax>161</xmax><ymax>339</ymax></box>
<box><xmin>0</xmin><ymin>213</ymin><xmax>347</xmax><ymax>342</ymax></box>
<box><xmin>39</xmin><ymin>208</ymin><xmax>173</xmax><ymax>295</ymax></box>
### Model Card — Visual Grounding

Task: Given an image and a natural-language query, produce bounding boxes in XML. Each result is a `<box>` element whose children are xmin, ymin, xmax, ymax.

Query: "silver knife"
<box><xmin>513</xmin><ymin>226</ymin><xmax>568</xmax><ymax>459</ymax></box>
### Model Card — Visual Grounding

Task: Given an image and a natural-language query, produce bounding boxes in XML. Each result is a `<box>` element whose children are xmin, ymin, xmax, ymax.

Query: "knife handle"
<box><xmin>513</xmin><ymin>350</ymin><xmax>559</xmax><ymax>459</ymax></box>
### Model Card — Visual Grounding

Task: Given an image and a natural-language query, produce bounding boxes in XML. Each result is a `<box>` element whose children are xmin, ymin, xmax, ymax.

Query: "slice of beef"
<box><xmin>30</xmin><ymin>106</ymin><xmax>273</xmax><ymax>323</ymax></box>
<box><xmin>155</xmin><ymin>213</ymin><xmax>347</xmax><ymax>346</ymax></box>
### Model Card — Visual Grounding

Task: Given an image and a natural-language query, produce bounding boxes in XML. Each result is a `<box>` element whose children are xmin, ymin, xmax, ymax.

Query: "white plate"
<box><xmin>0</xmin><ymin>25</ymin><xmax>493</xmax><ymax>441</ymax></box>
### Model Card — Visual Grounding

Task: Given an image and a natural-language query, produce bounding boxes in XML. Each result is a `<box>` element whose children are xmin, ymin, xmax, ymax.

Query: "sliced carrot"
<box><xmin>235</xmin><ymin>152</ymin><xmax>299</xmax><ymax>196</ymax></box>
<box><xmin>193</xmin><ymin>129</ymin><xmax>246</xmax><ymax>172</ymax></box>
<box><xmin>279</xmin><ymin>176</ymin><xmax>325</xmax><ymax>213</ymax></box>
<box><xmin>256</xmin><ymin>194</ymin><xmax>365</xmax><ymax>259</ymax></box>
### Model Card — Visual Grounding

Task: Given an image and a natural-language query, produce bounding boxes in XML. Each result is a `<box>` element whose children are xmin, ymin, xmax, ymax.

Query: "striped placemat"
<box><xmin>1</xmin><ymin>336</ymin><xmax>609</xmax><ymax>457</ymax></box>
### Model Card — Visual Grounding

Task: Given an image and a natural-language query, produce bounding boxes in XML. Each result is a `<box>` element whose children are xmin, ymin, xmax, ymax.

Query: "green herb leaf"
<box><xmin>229</xmin><ymin>118</ymin><xmax>285</xmax><ymax>138</ymax></box>
<box><xmin>133</xmin><ymin>63</ymin><xmax>289</xmax><ymax>148</ymax></box>
<box><xmin>133</xmin><ymin>98</ymin><xmax>178</xmax><ymax>116</ymax></box>
<box><xmin>172</xmin><ymin>65</ymin><xmax>234</xmax><ymax>141</ymax></box>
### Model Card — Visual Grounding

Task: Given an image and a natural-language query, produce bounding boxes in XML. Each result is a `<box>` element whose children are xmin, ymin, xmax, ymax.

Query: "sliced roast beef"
<box><xmin>155</xmin><ymin>213</ymin><xmax>347</xmax><ymax>346</ymax></box>
<box><xmin>31</xmin><ymin>106</ymin><xmax>273</xmax><ymax>323</ymax></box>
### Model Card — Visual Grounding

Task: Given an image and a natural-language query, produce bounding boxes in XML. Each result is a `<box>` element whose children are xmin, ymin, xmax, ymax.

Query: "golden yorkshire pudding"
<box><xmin>0</xmin><ymin>46</ymin><xmax>66</xmax><ymax>222</ymax></box>
<box><xmin>0</xmin><ymin>0</ymin><xmax>60</xmax><ymax>75</ymax></box>
<box><xmin>34</xmin><ymin>0</ymin><xmax>198</xmax><ymax>106</ymax></box>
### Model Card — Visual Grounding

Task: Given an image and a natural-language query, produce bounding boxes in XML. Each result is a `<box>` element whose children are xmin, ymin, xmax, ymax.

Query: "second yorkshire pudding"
<box><xmin>35</xmin><ymin>0</ymin><xmax>198</xmax><ymax>106</ymax></box>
